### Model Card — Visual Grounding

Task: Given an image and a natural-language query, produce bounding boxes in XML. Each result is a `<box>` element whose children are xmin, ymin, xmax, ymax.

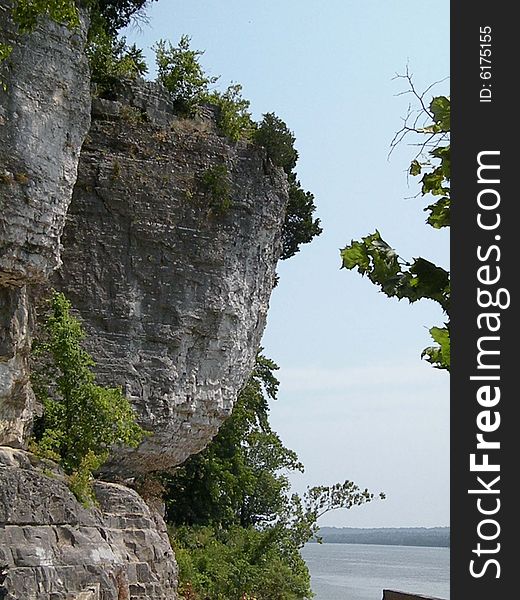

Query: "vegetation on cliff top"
<box><xmin>7</xmin><ymin>0</ymin><xmax>156</xmax><ymax>33</ymax></box>
<box><xmin>154</xmin><ymin>36</ymin><xmax>322</xmax><ymax>259</ymax></box>
<box><xmin>1</xmin><ymin>1</ymin><xmax>154</xmax><ymax>87</ymax></box>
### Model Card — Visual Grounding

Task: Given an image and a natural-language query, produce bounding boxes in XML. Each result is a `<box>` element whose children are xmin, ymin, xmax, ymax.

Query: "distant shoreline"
<box><xmin>311</xmin><ymin>527</ymin><xmax>450</xmax><ymax>548</ymax></box>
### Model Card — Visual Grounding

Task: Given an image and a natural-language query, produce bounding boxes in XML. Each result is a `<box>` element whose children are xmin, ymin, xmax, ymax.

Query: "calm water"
<box><xmin>301</xmin><ymin>543</ymin><xmax>450</xmax><ymax>600</ymax></box>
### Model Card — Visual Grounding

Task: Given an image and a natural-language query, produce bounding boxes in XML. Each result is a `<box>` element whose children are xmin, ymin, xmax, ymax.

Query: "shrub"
<box><xmin>201</xmin><ymin>164</ymin><xmax>232</xmax><ymax>215</ymax></box>
<box><xmin>171</xmin><ymin>525</ymin><xmax>312</xmax><ymax>600</ymax></box>
<box><xmin>154</xmin><ymin>36</ymin><xmax>218</xmax><ymax>116</ymax></box>
<box><xmin>31</xmin><ymin>291</ymin><xmax>145</xmax><ymax>504</ymax></box>
<box><xmin>11</xmin><ymin>0</ymin><xmax>80</xmax><ymax>32</ymax></box>
<box><xmin>92</xmin><ymin>0</ymin><xmax>157</xmax><ymax>35</ymax></box>
<box><xmin>254</xmin><ymin>113</ymin><xmax>322</xmax><ymax>259</ymax></box>
<box><xmin>204</xmin><ymin>83</ymin><xmax>255</xmax><ymax>142</ymax></box>
<box><xmin>87</xmin><ymin>28</ymin><xmax>147</xmax><ymax>94</ymax></box>
<box><xmin>253</xmin><ymin>112</ymin><xmax>298</xmax><ymax>174</ymax></box>
<box><xmin>283</xmin><ymin>176</ymin><xmax>322</xmax><ymax>260</ymax></box>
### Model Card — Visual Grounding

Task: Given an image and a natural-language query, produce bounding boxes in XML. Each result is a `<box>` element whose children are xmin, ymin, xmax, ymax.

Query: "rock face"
<box><xmin>53</xmin><ymin>81</ymin><xmax>288</xmax><ymax>475</ymax></box>
<box><xmin>0</xmin><ymin>6</ymin><xmax>91</xmax><ymax>446</ymax></box>
<box><xmin>0</xmin><ymin>9</ymin><xmax>288</xmax><ymax>599</ymax></box>
<box><xmin>0</xmin><ymin>447</ymin><xmax>178</xmax><ymax>599</ymax></box>
<box><xmin>0</xmin><ymin>3</ymin><xmax>91</xmax><ymax>285</ymax></box>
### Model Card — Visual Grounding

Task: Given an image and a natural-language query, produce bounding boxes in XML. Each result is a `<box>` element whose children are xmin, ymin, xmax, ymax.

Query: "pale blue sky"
<box><xmin>125</xmin><ymin>0</ymin><xmax>450</xmax><ymax>528</ymax></box>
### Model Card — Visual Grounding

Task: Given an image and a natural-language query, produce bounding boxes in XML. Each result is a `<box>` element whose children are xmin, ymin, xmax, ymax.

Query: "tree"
<box><xmin>7</xmin><ymin>0</ymin><xmax>156</xmax><ymax>33</ymax></box>
<box><xmin>93</xmin><ymin>0</ymin><xmax>157</xmax><ymax>35</ymax></box>
<box><xmin>31</xmin><ymin>292</ymin><xmax>145</xmax><ymax>503</ymax></box>
<box><xmin>1</xmin><ymin>1</ymin><xmax>155</xmax><ymax>89</ymax></box>
<box><xmin>254</xmin><ymin>113</ymin><xmax>322</xmax><ymax>260</ymax></box>
<box><xmin>154</xmin><ymin>35</ymin><xmax>218</xmax><ymax>116</ymax></box>
<box><xmin>340</xmin><ymin>78</ymin><xmax>450</xmax><ymax>370</ymax></box>
<box><xmin>163</xmin><ymin>353</ymin><xmax>302</xmax><ymax>529</ymax></box>
<box><xmin>163</xmin><ymin>352</ymin><xmax>383</xmax><ymax>599</ymax></box>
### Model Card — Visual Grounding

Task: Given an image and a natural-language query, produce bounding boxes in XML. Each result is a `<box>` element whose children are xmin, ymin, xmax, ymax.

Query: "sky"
<box><xmin>124</xmin><ymin>0</ymin><xmax>450</xmax><ymax>528</ymax></box>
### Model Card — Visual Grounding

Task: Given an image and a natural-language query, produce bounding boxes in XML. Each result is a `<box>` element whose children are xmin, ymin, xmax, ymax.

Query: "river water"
<box><xmin>301</xmin><ymin>543</ymin><xmax>450</xmax><ymax>600</ymax></box>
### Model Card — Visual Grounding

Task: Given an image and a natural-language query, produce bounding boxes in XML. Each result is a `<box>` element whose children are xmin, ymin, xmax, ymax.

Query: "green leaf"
<box><xmin>422</xmin><ymin>326</ymin><xmax>450</xmax><ymax>370</ymax></box>
<box><xmin>409</xmin><ymin>159</ymin><xmax>422</xmax><ymax>176</ymax></box>
<box><xmin>409</xmin><ymin>258</ymin><xmax>450</xmax><ymax>310</ymax></box>
<box><xmin>430</xmin><ymin>145</ymin><xmax>451</xmax><ymax>180</ymax></box>
<box><xmin>340</xmin><ymin>240</ymin><xmax>370</xmax><ymax>271</ymax></box>
<box><xmin>421</xmin><ymin>167</ymin><xmax>449</xmax><ymax>196</ymax></box>
<box><xmin>426</xmin><ymin>196</ymin><xmax>450</xmax><ymax>228</ymax></box>
<box><xmin>429</xmin><ymin>96</ymin><xmax>450</xmax><ymax>131</ymax></box>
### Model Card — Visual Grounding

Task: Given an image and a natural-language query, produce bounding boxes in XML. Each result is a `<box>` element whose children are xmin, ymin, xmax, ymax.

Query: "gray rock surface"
<box><xmin>54</xmin><ymin>81</ymin><xmax>288</xmax><ymax>475</ymax></box>
<box><xmin>0</xmin><ymin>3</ymin><xmax>91</xmax><ymax>285</ymax></box>
<box><xmin>0</xmin><ymin>446</ymin><xmax>178</xmax><ymax>599</ymax></box>
<box><xmin>0</xmin><ymin>4</ymin><xmax>91</xmax><ymax>446</ymax></box>
<box><xmin>0</xmin><ymin>286</ymin><xmax>33</xmax><ymax>446</ymax></box>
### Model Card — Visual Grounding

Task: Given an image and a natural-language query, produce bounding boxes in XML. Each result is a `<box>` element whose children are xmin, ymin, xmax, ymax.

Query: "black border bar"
<box><xmin>451</xmin><ymin>4</ymin><xmax>514</xmax><ymax>598</ymax></box>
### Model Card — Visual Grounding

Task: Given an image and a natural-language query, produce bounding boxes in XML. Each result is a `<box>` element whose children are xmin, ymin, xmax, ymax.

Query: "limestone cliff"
<box><xmin>0</xmin><ymin>3</ymin><xmax>91</xmax><ymax>446</ymax></box>
<box><xmin>53</xmin><ymin>80</ymin><xmax>287</xmax><ymax>475</ymax></box>
<box><xmin>0</xmin><ymin>7</ymin><xmax>288</xmax><ymax>600</ymax></box>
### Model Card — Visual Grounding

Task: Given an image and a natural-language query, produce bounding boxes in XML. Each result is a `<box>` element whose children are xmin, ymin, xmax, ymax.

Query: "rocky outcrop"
<box><xmin>0</xmin><ymin>4</ymin><xmax>91</xmax><ymax>446</ymax></box>
<box><xmin>0</xmin><ymin>8</ymin><xmax>288</xmax><ymax>598</ymax></box>
<box><xmin>0</xmin><ymin>447</ymin><xmax>177</xmax><ymax>599</ymax></box>
<box><xmin>53</xmin><ymin>80</ymin><xmax>288</xmax><ymax>475</ymax></box>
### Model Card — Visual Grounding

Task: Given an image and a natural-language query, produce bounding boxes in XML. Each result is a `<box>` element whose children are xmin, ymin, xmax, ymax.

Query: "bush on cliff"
<box><xmin>1</xmin><ymin>1</ymin><xmax>154</xmax><ymax>89</ymax></box>
<box><xmin>253</xmin><ymin>113</ymin><xmax>322</xmax><ymax>259</ymax></box>
<box><xmin>154</xmin><ymin>35</ymin><xmax>218</xmax><ymax>116</ymax></box>
<box><xmin>204</xmin><ymin>83</ymin><xmax>255</xmax><ymax>142</ymax></box>
<box><xmin>31</xmin><ymin>291</ymin><xmax>145</xmax><ymax>504</ymax></box>
<box><xmin>87</xmin><ymin>27</ymin><xmax>148</xmax><ymax>94</ymax></box>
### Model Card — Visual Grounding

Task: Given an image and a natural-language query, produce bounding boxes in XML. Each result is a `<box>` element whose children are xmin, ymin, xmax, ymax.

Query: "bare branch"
<box><xmin>388</xmin><ymin>66</ymin><xmax>450</xmax><ymax>162</ymax></box>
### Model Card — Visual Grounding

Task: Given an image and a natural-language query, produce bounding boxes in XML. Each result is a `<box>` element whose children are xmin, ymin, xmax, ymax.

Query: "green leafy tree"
<box><xmin>253</xmin><ymin>112</ymin><xmax>298</xmax><ymax>174</ymax></box>
<box><xmin>341</xmin><ymin>82</ymin><xmax>450</xmax><ymax>370</ymax></box>
<box><xmin>164</xmin><ymin>353</ymin><xmax>382</xmax><ymax>599</ymax></box>
<box><xmin>154</xmin><ymin>35</ymin><xmax>218</xmax><ymax>116</ymax></box>
<box><xmin>31</xmin><ymin>292</ymin><xmax>145</xmax><ymax>503</ymax></box>
<box><xmin>164</xmin><ymin>353</ymin><xmax>301</xmax><ymax>529</ymax></box>
<box><xmin>92</xmin><ymin>0</ymin><xmax>157</xmax><ymax>35</ymax></box>
<box><xmin>11</xmin><ymin>0</ymin><xmax>80</xmax><ymax>32</ymax></box>
<box><xmin>1</xmin><ymin>1</ymin><xmax>153</xmax><ymax>89</ymax></box>
<box><xmin>283</xmin><ymin>180</ymin><xmax>322</xmax><ymax>261</ymax></box>
<box><xmin>254</xmin><ymin>113</ymin><xmax>322</xmax><ymax>260</ymax></box>
<box><xmin>7</xmin><ymin>0</ymin><xmax>155</xmax><ymax>33</ymax></box>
